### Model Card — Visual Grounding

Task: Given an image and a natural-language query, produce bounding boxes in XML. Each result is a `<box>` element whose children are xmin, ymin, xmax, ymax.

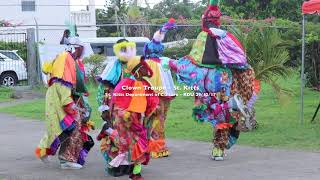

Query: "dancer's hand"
<box><xmin>161</xmin><ymin>18</ymin><xmax>176</xmax><ymax>33</ymax></box>
<box><xmin>96</xmin><ymin>123</ymin><xmax>108</xmax><ymax>141</ymax></box>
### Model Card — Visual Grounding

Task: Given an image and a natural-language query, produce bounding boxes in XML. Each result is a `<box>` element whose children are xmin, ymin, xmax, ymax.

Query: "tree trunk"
<box><xmin>144</xmin><ymin>0</ymin><xmax>151</xmax><ymax>10</ymax></box>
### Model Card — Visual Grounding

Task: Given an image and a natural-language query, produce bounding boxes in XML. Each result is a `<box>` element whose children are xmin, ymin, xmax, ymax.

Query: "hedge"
<box><xmin>0</xmin><ymin>41</ymin><xmax>27</xmax><ymax>61</ymax></box>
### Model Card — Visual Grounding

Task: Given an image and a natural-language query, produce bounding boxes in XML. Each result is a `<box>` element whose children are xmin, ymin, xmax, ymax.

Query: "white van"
<box><xmin>81</xmin><ymin>37</ymin><xmax>150</xmax><ymax>61</ymax></box>
<box><xmin>0</xmin><ymin>50</ymin><xmax>28</xmax><ymax>86</ymax></box>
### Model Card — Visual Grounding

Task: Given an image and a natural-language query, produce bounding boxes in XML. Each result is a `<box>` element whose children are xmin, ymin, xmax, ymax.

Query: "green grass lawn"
<box><xmin>0</xmin><ymin>87</ymin><xmax>13</xmax><ymax>102</ymax></box>
<box><xmin>0</xmin><ymin>76</ymin><xmax>319</xmax><ymax>151</ymax></box>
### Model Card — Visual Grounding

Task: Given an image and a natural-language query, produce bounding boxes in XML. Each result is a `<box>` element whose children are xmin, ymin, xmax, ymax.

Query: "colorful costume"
<box><xmin>96</xmin><ymin>40</ymin><xmax>144</xmax><ymax>177</ymax></box>
<box><xmin>143</xmin><ymin>18</ymin><xmax>176</xmax><ymax>158</ymax></box>
<box><xmin>35</xmin><ymin>49</ymin><xmax>94</xmax><ymax>169</ymax></box>
<box><xmin>163</xmin><ymin>0</ymin><xmax>260</xmax><ymax>160</ymax></box>
<box><xmin>98</xmin><ymin>56</ymin><xmax>159</xmax><ymax>180</ymax></box>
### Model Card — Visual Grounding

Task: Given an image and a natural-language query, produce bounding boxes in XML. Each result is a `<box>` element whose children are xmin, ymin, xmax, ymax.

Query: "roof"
<box><xmin>302</xmin><ymin>0</ymin><xmax>320</xmax><ymax>15</ymax></box>
<box><xmin>0</xmin><ymin>50</ymin><xmax>18</xmax><ymax>52</ymax></box>
<box><xmin>81</xmin><ymin>37</ymin><xmax>150</xmax><ymax>44</ymax></box>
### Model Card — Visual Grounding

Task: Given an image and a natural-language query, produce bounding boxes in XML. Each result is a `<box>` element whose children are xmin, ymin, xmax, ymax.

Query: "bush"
<box><xmin>0</xmin><ymin>41</ymin><xmax>27</xmax><ymax>61</ymax></box>
<box><xmin>163</xmin><ymin>41</ymin><xmax>193</xmax><ymax>59</ymax></box>
<box><xmin>272</xmin><ymin>19</ymin><xmax>320</xmax><ymax>89</ymax></box>
<box><xmin>224</xmin><ymin>18</ymin><xmax>319</xmax><ymax>90</ymax></box>
<box><xmin>83</xmin><ymin>54</ymin><xmax>106</xmax><ymax>83</ymax></box>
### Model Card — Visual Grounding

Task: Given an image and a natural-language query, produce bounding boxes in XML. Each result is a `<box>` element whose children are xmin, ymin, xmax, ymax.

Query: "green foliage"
<box><xmin>127</xmin><ymin>6</ymin><xmax>141</xmax><ymax>19</ymax></box>
<box><xmin>0</xmin><ymin>41</ymin><xmax>27</xmax><ymax>61</ymax></box>
<box><xmin>105</xmin><ymin>0</ymin><xmax>129</xmax><ymax>19</ymax></box>
<box><xmin>148</xmin><ymin>0</ymin><xmax>193</xmax><ymax>19</ymax></box>
<box><xmin>0</xmin><ymin>87</ymin><xmax>13</xmax><ymax>102</ymax></box>
<box><xmin>271</xmin><ymin>19</ymin><xmax>320</xmax><ymax>89</ymax></box>
<box><xmin>192</xmin><ymin>1</ymin><xmax>207</xmax><ymax>19</ymax></box>
<box><xmin>231</xmin><ymin>27</ymin><xmax>293</xmax><ymax>99</ymax></box>
<box><xmin>163</xmin><ymin>41</ymin><xmax>193</xmax><ymax>59</ymax></box>
<box><xmin>83</xmin><ymin>54</ymin><xmax>105</xmax><ymax>65</ymax></box>
<box><xmin>96</xmin><ymin>0</ymin><xmax>130</xmax><ymax>37</ymax></box>
<box><xmin>234</xmin><ymin>28</ymin><xmax>291</xmax><ymax>81</ymax></box>
<box><xmin>126</xmin><ymin>6</ymin><xmax>150</xmax><ymax>37</ymax></box>
<box><xmin>83</xmin><ymin>54</ymin><xmax>106</xmax><ymax>82</ymax></box>
<box><xmin>221</xmin><ymin>0</ymin><xmax>303</xmax><ymax>21</ymax></box>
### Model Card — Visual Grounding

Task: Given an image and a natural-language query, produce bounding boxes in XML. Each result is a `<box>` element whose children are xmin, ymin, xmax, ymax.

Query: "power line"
<box><xmin>0</xmin><ymin>2</ymin><xmax>191</xmax><ymax>7</ymax></box>
<box><xmin>2</xmin><ymin>23</ymin><xmax>293</xmax><ymax>29</ymax></box>
<box><xmin>0</xmin><ymin>4</ymin><xmax>107</xmax><ymax>7</ymax></box>
<box><xmin>0</xmin><ymin>0</ymin><xmax>205</xmax><ymax>8</ymax></box>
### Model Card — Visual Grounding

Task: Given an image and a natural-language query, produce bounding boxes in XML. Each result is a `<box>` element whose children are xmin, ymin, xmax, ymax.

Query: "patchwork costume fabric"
<box><xmin>35</xmin><ymin>50</ymin><xmax>94</xmax><ymax>168</ymax></box>
<box><xmin>165</xmin><ymin>0</ymin><xmax>261</xmax><ymax>160</ymax></box>
<box><xmin>96</xmin><ymin>40</ymin><xmax>138</xmax><ymax>177</ymax></box>
<box><xmin>110</xmin><ymin>78</ymin><xmax>159</xmax><ymax>165</ymax></box>
<box><xmin>143</xmin><ymin>18</ymin><xmax>176</xmax><ymax>158</ymax></box>
<box><xmin>97</xmin><ymin>55</ymin><xmax>159</xmax><ymax>179</ymax></box>
<box><xmin>96</xmin><ymin>40</ymin><xmax>160</xmax><ymax>178</ymax></box>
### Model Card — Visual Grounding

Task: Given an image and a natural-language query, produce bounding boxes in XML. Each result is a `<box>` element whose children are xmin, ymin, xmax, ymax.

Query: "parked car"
<box><xmin>0</xmin><ymin>50</ymin><xmax>27</xmax><ymax>86</ymax></box>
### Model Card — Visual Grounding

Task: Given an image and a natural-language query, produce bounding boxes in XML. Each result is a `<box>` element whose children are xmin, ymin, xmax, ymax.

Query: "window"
<box><xmin>92</xmin><ymin>46</ymin><xmax>105</xmax><ymax>55</ymax></box>
<box><xmin>106</xmin><ymin>47</ymin><xmax>114</xmax><ymax>56</ymax></box>
<box><xmin>21</xmin><ymin>1</ymin><xmax>36</xmax><ymax>12</ymax></box>
<box><xmin>0</xmin><ymin>52</ymin><xmax>20</xmax><ymax>60</ymax></box>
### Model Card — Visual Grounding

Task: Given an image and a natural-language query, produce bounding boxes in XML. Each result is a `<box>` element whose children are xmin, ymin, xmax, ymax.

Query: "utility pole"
<box><xmin>113</xmin><ymin>4</ymin><xmax>120</xmax><ymax>36</ymax></box>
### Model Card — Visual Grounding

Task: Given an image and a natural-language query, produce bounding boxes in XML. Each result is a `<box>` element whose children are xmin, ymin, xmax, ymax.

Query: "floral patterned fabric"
<box><xmin>58</xmin><ymin>122</ymin><xmax>83</xmax><ymax>163</ymax></box>
<box><xmin>35</xmin><ymin>82</ymin><xmax>74</xmax><ymax>158</ymax></box>
<box><xmin>110</xmin><ymin>106</ymin><xmax>149</xmax><ymax>166</ymax></box>
<box><xmin>148</xmin><ymin>97</ymin><xmax>171</xmax><ymax>154</ymax></box>
<box><xmin>36</xmin><ymin>50</ymin><xmax>94</xmax><ymax>165</ymax></box>
<box><xmin>168</xmin><ymin>55</ymin><xmax>256</xmax><ymax>151</ymax></box>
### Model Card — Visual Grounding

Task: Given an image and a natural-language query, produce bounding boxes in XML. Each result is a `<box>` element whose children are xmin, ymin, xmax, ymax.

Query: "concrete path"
<box><xmin>1</xmin><ymin>113</ymin><xmax>320</xmax><ymax>180</ymax></box>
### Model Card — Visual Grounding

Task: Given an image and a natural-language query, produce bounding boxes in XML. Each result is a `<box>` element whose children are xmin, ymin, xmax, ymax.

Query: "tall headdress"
<box><xmin>202</xmin><ymin>0</ymin><xmax>222</xmax><ymax>31</ymax></box>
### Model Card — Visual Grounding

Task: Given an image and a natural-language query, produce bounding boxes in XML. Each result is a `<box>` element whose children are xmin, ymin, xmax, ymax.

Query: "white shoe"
<box><xmin>213</xmin><ymin>156</ymin><xmax>224</xmax><ymax>161</ymax></box>
<box><xmin>60</xmin><ymin>162</ymin><xmax>83</xmax><ymax>169</ymax></box>
<box><xmin>40</xmin><ymin>155</ymin><xmax>50</xmax><ymax>164</ymax></box>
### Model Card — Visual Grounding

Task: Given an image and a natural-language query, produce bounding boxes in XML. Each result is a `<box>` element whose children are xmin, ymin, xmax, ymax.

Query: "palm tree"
<box><xmin>231</xmin><ymin>27</ymin><xmax>293</xmax><ymax>100</ymax></box>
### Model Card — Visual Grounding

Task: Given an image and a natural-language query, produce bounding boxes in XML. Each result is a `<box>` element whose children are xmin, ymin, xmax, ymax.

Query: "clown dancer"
<box><xmin>98</xmin><ymin>56</ymin><xmax>159</xmax><ymax>180</ymax></box>
<box><xmin>96</xmin><ymin>39</ymin><xmax>142</xmax><ymax>176</ymax></box>
<box><xmin>35</xmin><ymin>48</ymin><xmax>94</xmax><ymax>169</ymax></box>
<box><xmin>143</xmin><ymin>18</ymin><xmax>176</xmax><ymax>158</ymax></box>
<box><xmin>160</xmin><ymin>0</ymin><xmax>260</xmax><ymax>161</ymax></box>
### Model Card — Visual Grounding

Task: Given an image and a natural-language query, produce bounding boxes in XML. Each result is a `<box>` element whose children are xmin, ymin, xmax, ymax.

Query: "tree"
<box><xmin>231</xmin><ymin>27</ymin><xmax>293</xmax><ymax>101</ymax></box>
<box><xmin>191</xmin><ymin>0</ymin><xmax>207</xmax><ymax>19</ymax></box>
<box><xmin>149</xmin><ymin>0</ymin><xmax>192</xmax><ymax>19</ymax></box>
<box><xmin>97</xmin><ymin>0</ymin><xmax>130</xmax><ymax>37</ymax></box>
<box><xmin>221</xmin><ymin>0</ymin><xmax>303</xmax><ymax>21</ymax></box>
<box><xmin>83</xmin><ymin>54</ymin><xmax>106</xmax><ymax>83</ymax></box>
<box><xmin>105</xmin><ymin>0</ymin><xmax>129</xmax><ymax>20</ymax></box>
<box><xmin>126</xmin><ymin>5</ymin><xmax>150</xmax><ymax>37</ymax></box>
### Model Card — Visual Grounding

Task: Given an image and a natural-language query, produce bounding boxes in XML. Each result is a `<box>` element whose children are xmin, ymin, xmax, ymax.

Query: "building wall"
<box><xmin>0</xmin><ymin>0</ymin><xmax>71</xmax><ymax>25</ymax></box>
<box><xmin>0</xmin><ymin>0</ymin><xmax>97</xmax><ymax>45</ymax></box>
